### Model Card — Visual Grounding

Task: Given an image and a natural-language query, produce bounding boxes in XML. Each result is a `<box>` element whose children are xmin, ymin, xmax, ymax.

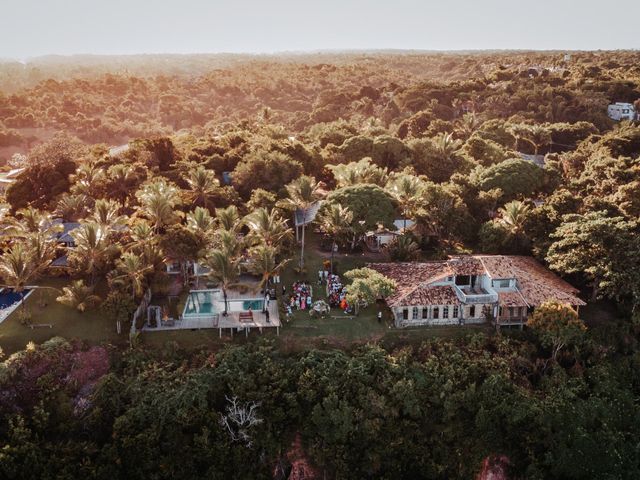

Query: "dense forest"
<box><xmin>0</xmin><ymin>51</ymin><xmax>639</xmax><ymax>479</ymax></box>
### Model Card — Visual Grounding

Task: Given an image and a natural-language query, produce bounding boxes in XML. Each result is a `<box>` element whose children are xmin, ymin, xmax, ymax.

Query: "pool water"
<box><xmin>184</xmin><ymin>291</ymin><xmax>216</xmax><ymax>316</ymax></box>
<box><xmin>0</xmin><ymin>288</ymin><xmax>30</xmax><ymax>309</ymax></box>
<box><xmin>228</xmin><ymin>299</ymin><xmax>264</xmax><ymax>312</ymax></box>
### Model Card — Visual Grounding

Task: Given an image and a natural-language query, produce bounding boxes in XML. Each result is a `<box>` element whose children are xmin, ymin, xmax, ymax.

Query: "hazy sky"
<box><xmin>1</xmin><ymin>0</ymin><xmax>638</xmax><ymax>58</ymax></box>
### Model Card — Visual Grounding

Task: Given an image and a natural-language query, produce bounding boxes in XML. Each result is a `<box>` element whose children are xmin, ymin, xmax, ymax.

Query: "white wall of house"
<box><xmin>392</xmin><ymin>304</ymin><xmax>462</xmax><ymax>327</ymax></box>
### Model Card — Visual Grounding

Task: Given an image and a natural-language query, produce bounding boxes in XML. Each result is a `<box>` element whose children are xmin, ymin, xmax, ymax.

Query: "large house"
<box><xmin>369</xmin><ymin>255</ymin><xmax>585</xmax><ymax>329</ymax></box>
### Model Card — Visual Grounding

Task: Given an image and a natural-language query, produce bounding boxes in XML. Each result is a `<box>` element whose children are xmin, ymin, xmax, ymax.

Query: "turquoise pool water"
<box><xmin>228</xmin><ymin>299</ymin><xmax>264</xmax><ymax>312</ymax></box>
<box><xmin>243</xmin><ymin>299</ymin><xmax>263</xmax><ymax>311</ymax></box>
<box><xmin>184</xmin><ymin>291</ymin><xmax>216</xmax><ymax>316</ymax></box>
<box><xmin>182</xmin><ymin>290</ymin><xmax>265</xmax><ymax>317</ymax></box>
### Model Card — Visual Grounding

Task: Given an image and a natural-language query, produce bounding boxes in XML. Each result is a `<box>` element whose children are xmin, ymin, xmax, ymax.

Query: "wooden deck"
<box><xmin>142</xmin><ymin>287</ymin><xmax>281</xmax><ymax>335</ymax></box>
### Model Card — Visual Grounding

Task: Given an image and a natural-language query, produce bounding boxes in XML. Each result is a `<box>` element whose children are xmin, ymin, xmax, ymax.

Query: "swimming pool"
<box><xmin>184</xmin><ymin>290</ymin><xmax>217</xmax><ymax>316</ymax></box>
<box><xmin>0</xmin><ymin>288</ymin><xmax>30</xmax><ymax>309</ymax></box>
<box><xmin>228</xmin><ymin>299</ymin><xmax>264</xmax><ymax>312</ymax></box>
<box><xmin>182</xmin><ymin>290</ymin><xmax>266</xmax><ymax>318</ymax></box>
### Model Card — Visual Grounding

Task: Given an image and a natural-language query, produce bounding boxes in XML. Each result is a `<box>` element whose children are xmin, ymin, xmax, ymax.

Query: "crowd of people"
<box><xmin>285</xmin><ymin>281</ymin><xmax>313</xmax><ymax>319</ymax></box>
<box><xmin>327</xmin><ymin>273</ymin><xmax>354</xmax><ymax>314</ymax></box>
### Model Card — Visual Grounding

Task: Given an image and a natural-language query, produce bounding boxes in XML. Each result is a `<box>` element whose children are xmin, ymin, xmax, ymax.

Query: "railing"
<box><xmin>453</xmin><ymin>286</ymin><xmax>498</xmax><ymax>304</ymax></box>
<box><xmin>497</xmin><ymin>315</ymin><xmax>527</xmax><ymax>325</ymax></box>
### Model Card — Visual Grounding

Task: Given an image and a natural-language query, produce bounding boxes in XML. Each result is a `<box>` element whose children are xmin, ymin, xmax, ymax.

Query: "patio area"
<box><xmin>142</xmin><ymin>287</ymin><xmax>281</xmax><ymax>336</ymax></box>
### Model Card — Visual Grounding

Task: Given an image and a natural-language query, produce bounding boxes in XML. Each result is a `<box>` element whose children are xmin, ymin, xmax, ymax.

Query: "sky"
<box><xmin>0</xmin><ymin>0</ymin><xmax>638</xmax><ymax>59</ymax></box>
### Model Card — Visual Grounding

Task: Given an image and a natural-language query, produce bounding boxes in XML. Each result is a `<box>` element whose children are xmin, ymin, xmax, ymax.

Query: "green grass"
<box><xmin>1</xmin><ymin>233</ymin><xmax>485</xmax><ymax>355</ymax></box>
<box><xmin>0</xmin><ymin>277</ymin><xmax>127</xmax><ymax>356</ymax></box>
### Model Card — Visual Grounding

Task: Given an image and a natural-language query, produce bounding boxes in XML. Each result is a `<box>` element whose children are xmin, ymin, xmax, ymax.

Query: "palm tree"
<box><xmin>70</xmin><ymin>161</ymin><xmax>106</xmax><ymax>197</ymax></box>
<box><xmin>246</xmin><ymin>245</ymin><xmax>290</xmax><ymax>296</ymax></box>
<box><xmin>25</xmin><ymin>231</ymin><xmax>58</xmax><ymax>277</ymax></box>
<box><xmin>316</xmin><ymin>204</ymin><xmax>353</xmax><ymax>274</ymax></box>
<box><xmin>455</xmin><ymin>112</ymin><xmax>480</xmax><ymax>139</ymax></box>
<box><xmin>56</xmin><ymin>279</ymin><xmax>100</xmax><ymax>312</ymax></box>
<box><xmin>135</xmin><ymin>179</ymin><xmax>181</xmax><ymax>232</ymax></box>
<box><xmin>106</xmin><ymin>164</ymin><xmax>139</xmax><ymax>207</ymax></box>
<box><xmin>281</xmin><ymin>175</ymin><xmax>320</xmax><ymax>270</ymax></box>
<box><xmin>497</xmin><ymin>200</ymin><xmax>531</xmax><ymax>251</ymax></box>
<box><xmin>91</xmin><ymin>199</ymin><xmax>126</xmax><ymax>232</ymax></box>
<box><xmin>0</xmin><ymin>242</ymin><xmax>41</xmax><ymax>312</ymax></box>
<box><xmin>183</xmin><ymin>165</ymin><xmax>220</xmax><ymax>209</ymax></box>
<box><xmin>524</xmin><ymin>125</ymin><xmax>552</xmax><ymax>155</ymax></box>
<box><xmin>386</xmin><ymin>235</ymin><xmax>421</xmax><ymax>261</ymax></box>
<box><xmin>507</xmin><ymin>124</ymin><xmax>532</xmax><ymax>152</ymax></box>
<box><xmin>328</xmin><ymin>158</ymin><xmax>388</xmax><ymax>187</ymax></box>
<box><xmin>68</xmin><ymin>222</ymin><xmax>116</xmax><ymax>284</ymax></box>
<box><xmin>434</xmin><ymin>132</ymin><xmax>463</xmax><ymax>161</ymax></box>
<box><xmin>214</xmin><ymin>229</ymin><xmax>243</xmax><ymax>258</ymax></box>
<box><xmin>112</xmin><ymin>252</ymin><xmax>153</xmax><ymax>299</ymax></box>
<box><xmin>386</xmin><ymin>173</ymin><xmax>424</xmax><ymax>230</ymax></box>
<box><xmin>54</xmin><ymin>194</ymin><xmax>90</xmax><ymax>222</ymax></box>
<box><xmin>204</xmin><ymin>249</ymin><xmax>241</xmax><ymax>316</ymax></box>
<box><xmin>186</xmin><ymin>206</ymin><xmax>217</xmax><ymax>238</ymax></box>
<box><xmin>3</xmin><ymin>206</ymin><xmax>60</xmax><ymax>238</ymax></box>
<box><xmin>215</xmin><ymin>206</ymin><xmax>241</xmax><ymax>233</ymax></box>
<box><xmin>497</xmin><ymin>200</ymin><xmax>531</xmax><ymax>236</ymax></box>
<box><xmin>243</xmin><ymin>207</ymin><xmax>292</xmax><ymax>252</ymax></box>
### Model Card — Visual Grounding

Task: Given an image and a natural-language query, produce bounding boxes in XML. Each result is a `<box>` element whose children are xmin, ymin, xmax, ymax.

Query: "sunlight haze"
<box><xmin>1</xmin><ymin>0</ymin><xmax>639</xmax><ymax>58</ymax></box>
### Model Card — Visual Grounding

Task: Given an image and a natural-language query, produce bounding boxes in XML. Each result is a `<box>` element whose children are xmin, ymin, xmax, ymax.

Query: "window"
<box><xmin>402</xmin><ymin>308</ymin><xmax>408</xmax><ymax>320</ymax></box>
<box><xmin>446</xmin><ymin>276</ymin><xmax>454</xmax><ymax>282</ymax></box>
<box><xmin>422</xmin><ymin>307</ymin><xmax>429</xmax><ymax>319</ymax></box>
<box><xmin>492</xmin><ymin>279</ymin><xmax>511</xmax><ymax>289</ymax></box>
<box><xmin>412</xmin><ymin>307</ymin><xmax>419</xmax><ymax>320</ymax></box>
<box><xmin>623</xmin><ymin>109</ymin><xmax>629</xmax><ymax>114</ymax></box>
<box><xmin>453</xmin><ymin>306</ymin><xmax>459</xmax><ymax>318</ymax></box>
<box><xmin>469</xmin><ymin>306</ymin><xmax>476</xmax><ymax>317</ymax></box>
<box><xmin>443</xmin><ymin>306</ymin><xmax>449</xmax><ymax>318</ymax></box>
<box><xmin>455</xmin><ymin>275</ymin><xmax>470</xmax><ymax>286</ymax></box>
<box><xmin>433</xmin><ymin>307</ymin><xmax>439</xmax><ymax>319</ymax></box>
<box><xmin>509</xmin><ymin>307</ymin><xmax>516</xmax><ymax>317</ymax></box>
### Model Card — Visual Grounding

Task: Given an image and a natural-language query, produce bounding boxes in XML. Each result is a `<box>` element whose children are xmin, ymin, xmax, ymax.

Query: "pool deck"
<box><xmin>0</xmin><ymin>288</ymin><xmax>35</xmax><ymax>325</ymax></box>
<box><xmin>142</xmin><ymin>288</ymin><xmax>281</xmax><ymax>335</ymax></box>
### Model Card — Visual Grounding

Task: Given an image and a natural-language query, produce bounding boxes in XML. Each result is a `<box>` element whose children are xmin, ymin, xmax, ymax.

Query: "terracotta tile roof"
<box><xmin>390</xmin><ymin>285</ymin><xmax>460</xmax><ymax>307</ymax></box>
<box><xmin>369</xmin><ymin>255</ymin><xmax>585</xmax><ymax>309</ymax></box>
<box><xmin>368</xmin><ymin>262</ymin><xmax>449</xmax><ymax>287</ymax></box>
<box><xmin>369</xmin><ymin>262</ymin><xmax>459</xmax><ymax>307</ymax></box>
<box><xmin>477</xmin><ymin>256</ymin><xmax>585</xmax><ymax>307</ymax></box>
<box><xmin>498</xmin><ymin>291</ymin><xmax>528</xmax><ymax>307</ymax></box>
<box><xmin>447</xmin><ymin>256</ymin><xmax>486</xmax><ymax>276</ymax></box>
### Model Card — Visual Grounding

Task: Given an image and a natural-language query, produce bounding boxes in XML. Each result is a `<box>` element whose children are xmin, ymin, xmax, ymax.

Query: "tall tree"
<box><xmin>281</xmin><ymin>176</ymin><xmax>321</xmax><ymax>270</ymax></box>
<box><xmin>186</xmin><ymin>206</ymin><xmax>216</xmax><ymax>239</ymax></box>
<box><xmin>246</xmin><ymin>245</ymin><xmax>290</xmax><ymax>293</ymax></box>
<box><xmin>215</xmin><ymin>205</ymin><xmax>241</xmax><ymax>233</ymax></box>
<box><xmin>135</xmin><ymin>179</ymin><xmax>181</xmax><ymax>232</ymax></box>
<box><xmin>528</xmin><ymin>301</ymin><xmax>586</xmax><ymax>362</ymax></box>
<box><xmin>56</xmin><ymin>280</ymin><xmax>100</xmax><ymax>312</ymax></box>
<box><xmin>0</xmin><ymin>241</ymin><xmax>47</xmax><ymax>312</ymax></box>
<box><xmin>243</xmin><ymin>207</ymin><xmax>292</xmax><ymax>252</ymax></box>
<box><xmin>386</xmin><ymin>173</ymin><xmax>424</xmax><ymax>230</ymax></box>
<box><xmin>183</xmin><ymin>165</ymin><xmax>220</xmax><ymax>209</ymax></box>
<box><xmin>68</xmin><ymin>222</ymin><xmax>118</xmax><ymax>284</ymax></box>
<box><xmin>546</xmin><ymin>211</ymin><xmax>640</xmax><ymax>302</ymax></box>
<box><xmin>344</xmin><ymin>267</ymin><xmax>397</xmax><ymax>314</ymax></box>
<box><xmin>91</xmin><ymin>199</ymin><xmax>127</xmax><ymax>232</ymax></box>
<box><xmin>204</xmin><ymin>249</ymin><xmax>241</xmax><ymax>316</ymax></box>
<box><xmin>111</xmin><ymin>252</ymin><xmax>153</xmax><ymax>299</ymax></box>
<box><xmin>316</xmin><ymin>203</ymin><xmax>354</xmax><ymax>273</ymax></box>
<box><xmin>159</xmin><ymin>225</ymin><xmax>206</xmax><ymax>286</ymax></box>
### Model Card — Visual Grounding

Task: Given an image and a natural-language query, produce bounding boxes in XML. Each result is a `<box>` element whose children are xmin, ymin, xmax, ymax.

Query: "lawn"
<box><xmin>1</xmin><ymin>233</ymin><xmax>488</xmax><ymax>355</ymax></box>
<box><xmin>0</xmin><ymin>277</ymin><xmax>127</xmax><ymax>356</ymax></box>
